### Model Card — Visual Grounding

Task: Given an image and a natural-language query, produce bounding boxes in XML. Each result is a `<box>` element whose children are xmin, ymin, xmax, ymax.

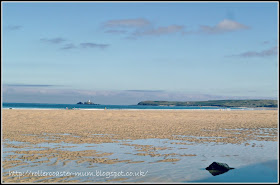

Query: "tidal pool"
<box><xmin>2</xmin><ymin>134</ymin><xmax>278</xmax><ymax>183</ymax></box>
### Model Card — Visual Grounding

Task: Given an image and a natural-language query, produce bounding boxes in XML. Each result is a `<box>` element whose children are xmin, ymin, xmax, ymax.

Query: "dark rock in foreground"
<box><xmin>206</xmin><ymin>162</ymin><xmax>234</xmax><ymax>171</ymax></box>
<box><xmin>206</xmin><ymin>162</ymin><xmax>234</xmax><ymax>176</ymax></box>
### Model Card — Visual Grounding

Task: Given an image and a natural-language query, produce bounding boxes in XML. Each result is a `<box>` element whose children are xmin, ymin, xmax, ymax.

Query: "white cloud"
<box><xmin>199</xmin><ymin>19</ymin><xmax>250</xmax><ymax>34</ymax></box>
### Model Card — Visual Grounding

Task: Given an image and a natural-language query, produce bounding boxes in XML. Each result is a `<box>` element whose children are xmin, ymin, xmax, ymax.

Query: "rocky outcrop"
<box><xmin>77</xmin><ymin>100</ymin><xmax>97</xmax><ymax>105</ymax></box>
<box><xmin>206</xmin><ymin>162</ymin><xmax>234</xmax><ymax>176</ymax></box>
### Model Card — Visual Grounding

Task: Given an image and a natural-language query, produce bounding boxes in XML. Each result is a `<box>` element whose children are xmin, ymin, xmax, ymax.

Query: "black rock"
<box><xmin>206</xmin><ymin>162</ymin><xmax>234</xmax><ymax>176</ymax></box>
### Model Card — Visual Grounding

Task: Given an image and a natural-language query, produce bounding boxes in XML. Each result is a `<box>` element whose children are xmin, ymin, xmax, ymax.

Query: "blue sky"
<box><xmin>2</xmin><ymin>2</ymin><xmax>279</xmax><ymax>104</ymax></box>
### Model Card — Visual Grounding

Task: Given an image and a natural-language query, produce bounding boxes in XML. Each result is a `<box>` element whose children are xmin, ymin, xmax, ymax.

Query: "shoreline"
<box><xmin>2</xmin><ymin>106</ymin><xmax>278</xmax><ymax>111</ymax></box>
<box><xmin>3</xmin><ymin>102</ymin><xmax>278</xmax><ymax>111</ymax></box>
<box><xmin>2</xmin><ymin>107</ymin><xmax>277</xmax><ymax>111</ymax></box>
<box><xmin>3</xmin><ymin>107</ymin><xmax>229</xmax><ymax>110</ymax></box>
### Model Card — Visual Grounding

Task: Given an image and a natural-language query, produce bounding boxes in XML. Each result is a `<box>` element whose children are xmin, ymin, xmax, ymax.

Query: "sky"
<box><xmin>2</xmin><ymin>2</ymin><xmax>279</xmax><ymax>105</ymax></box>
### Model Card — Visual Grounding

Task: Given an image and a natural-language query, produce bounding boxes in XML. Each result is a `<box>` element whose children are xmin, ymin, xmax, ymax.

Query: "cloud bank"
<box><xmin>102</xmin><ymin>18</ymin><xmax>185</xmax><ymax>38</ymax></box>
<box><xmin>3</xmin><ymin>84</ymin><xmax>62</xmax><ymax>87</ymax></box>
<box><xmin>103</xmin><ymin>18</ymin><xmax>249</xmax><ymax>39</ymax></box>
<box><xmin>3</xmin><ymin>85</ymin><xmax>276</xmax><ymax>105</ymax></box>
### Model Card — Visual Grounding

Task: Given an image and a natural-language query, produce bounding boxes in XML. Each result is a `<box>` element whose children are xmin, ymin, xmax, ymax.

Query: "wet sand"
<box><xmin>2</xmin><ymin>109</ymin><xmax>278</xmax><ymax>183</ymax></box>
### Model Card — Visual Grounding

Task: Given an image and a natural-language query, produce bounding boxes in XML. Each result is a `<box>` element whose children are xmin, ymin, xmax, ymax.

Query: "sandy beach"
<box><xmin>3</xmin><ymin>109</ymin><xmax>278</xmax><ymax>144</ymax></box>
<box><xmin>2</xmin><ymin>109</ymin><xmax>278</xmax><ymax>183</ymax></box>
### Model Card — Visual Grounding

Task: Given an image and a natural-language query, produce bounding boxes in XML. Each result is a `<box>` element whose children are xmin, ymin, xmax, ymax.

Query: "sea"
<box><xmin>2</xmin><ymin>103</ymin><xmax>245</xmax><ymax>110</ymax></box>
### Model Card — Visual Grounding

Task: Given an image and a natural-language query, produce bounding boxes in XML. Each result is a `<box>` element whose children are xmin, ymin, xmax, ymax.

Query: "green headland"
<box><xmin>137</xmin><ymin>100</ymin><xmax>278</xmax><ymax>108</ymax></box>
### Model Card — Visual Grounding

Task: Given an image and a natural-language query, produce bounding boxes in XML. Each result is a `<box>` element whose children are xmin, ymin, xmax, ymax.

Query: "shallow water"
<box><xmin>3</xmin><ymin>102</ymin><xmax>244</xmax><ymax>110</ymax></box>
<box><xmin>2</xmin><ymin>135</ymin><xmax>278</xmax><ymax>183</ymax></box>
<box><xmin>195</xmin><ymin>160</ymin><xmax>278</xmax><ymax>183</ymax></box>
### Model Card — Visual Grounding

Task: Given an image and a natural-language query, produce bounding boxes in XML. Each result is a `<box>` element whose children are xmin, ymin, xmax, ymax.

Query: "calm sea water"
<box><xmin>2</xmin><ymin>103</ymin><xmax>242</xmax><ymax>110</ymax></box>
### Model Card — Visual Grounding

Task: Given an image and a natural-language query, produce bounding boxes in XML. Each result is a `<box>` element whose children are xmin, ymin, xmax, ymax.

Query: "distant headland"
<box><xmin>77</xmin><ymin>100</ymin><xmax>99</xmax><ymax>105</ymax></box>
<box><xmin>137</xmin><ymin>100</ymin><xmax>278</xmax><ymax>108</ymax></box>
